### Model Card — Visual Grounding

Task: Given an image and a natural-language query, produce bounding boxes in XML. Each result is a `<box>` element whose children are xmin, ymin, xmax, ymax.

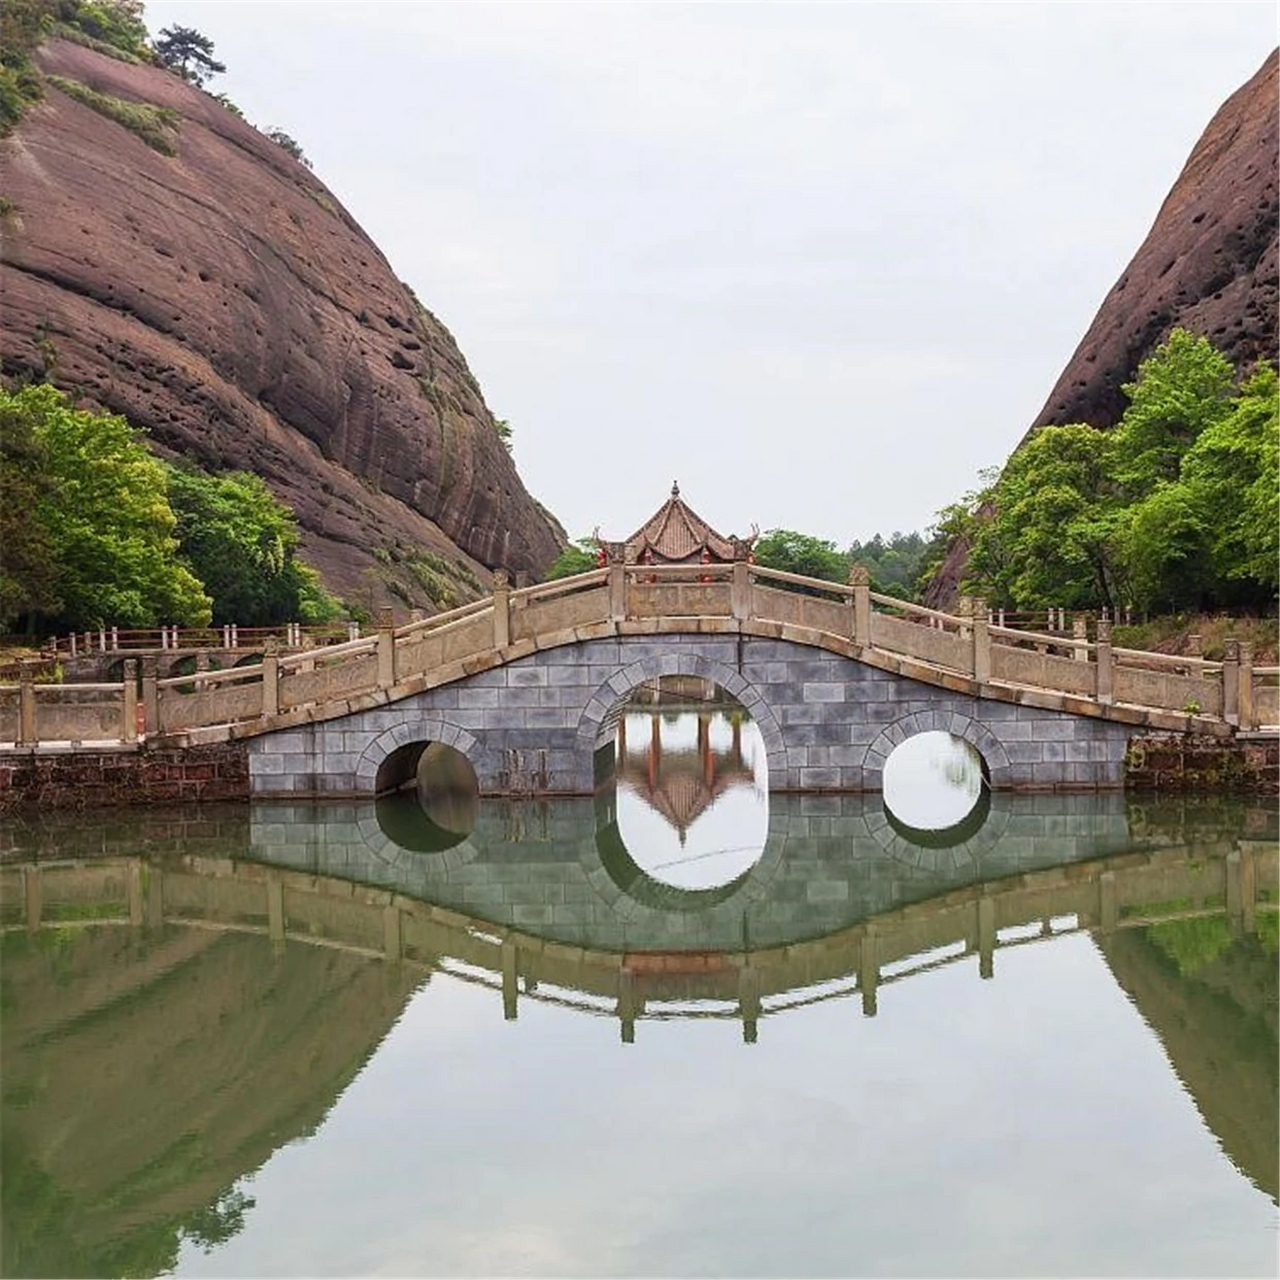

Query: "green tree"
<box><xmin>1111</xmin><ymin>328</ymin><xmax>1235</xmax><ymax>497</ymax></box>
<box><xmin>154</xmin><ymin>24</ymin><xmax>225</xmax><ymax>85</ymax></box>
<box><xmin>544</xmin><ymin>538</ymin><xmax>598</xmax><ymax>580</ymax></box>
<box><xmin>67</xmin><ymin>0</ymin><xmax>150</xmax><ymax>57</ymax></box>
<box><xmin>753</xmin><ymin>529</ymin><xmax>849</xmax><ymax>583</ymax></box>
<box><xmin>3</xmin><ymin>383</ymin><xmax>211</xmax><ymax>628</ymax></box>
<box><xmin>166</xmin><ymin>467</ymin><xmax>341</xmax><ymax>625</ymax></box>
<box><xmin>263</xmin><ymin>127</ymin><xmax>312</xmax><ymax>169</ymax></box>
<box><xmin>967</xmin><ymin>424</ymin><xmax>1120</xmax><ymax>610</ymax></box>
<box><xmin>0</xmin><ymin>393</ymin><xmax>61</xmax><ymax>630</ymax></box>
<box><xmin>1180</xmin><ymin>362</ymin><xmax>1278</xmax><ymax>593</ymax></box>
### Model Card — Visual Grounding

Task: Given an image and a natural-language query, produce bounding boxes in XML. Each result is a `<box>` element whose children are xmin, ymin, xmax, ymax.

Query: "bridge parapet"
<box><xmin>1</xmin><ymin>566</ymin><xmax>1275</xmax><ymax>750</ymax></box>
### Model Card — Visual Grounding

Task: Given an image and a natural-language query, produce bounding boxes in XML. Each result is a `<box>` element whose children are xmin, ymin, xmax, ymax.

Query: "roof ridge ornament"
<box><xmin>671</xmin><ymin>480</ymin><xmax>680</xmax><ymax>497</ymax></box>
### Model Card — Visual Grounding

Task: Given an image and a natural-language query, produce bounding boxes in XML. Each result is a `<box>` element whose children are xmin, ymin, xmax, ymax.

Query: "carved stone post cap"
<box><xmin>957</xmin><ymin>595</ymin><xmax>974</xmax><ymax>617</ymax></box>
<box><xmin>376</xmin><ymin>607</ymin><xmax>395</xmax><ymax>631</ymax></box>
<box><xmin>1223</xmin><ymin>638</ymin><xmax>1240</xmax><ymax>661</ymax></box>
<box><xmin>1095</xmin><ymin>617</ymin><xmax>1112</xmax><ymax>641</ymax></box>
<box><xmin>969</xmin><ymin>597</ymin><xmax>987</xmax><ymax>616</ymax></box>
<box><xmin>1238</xmin><ymin>640</ymin><xmax>1254</xmax><ymax>662</ymax></box>
<box><xmin>263</xmin><ymin>637</ymin><xmax>279</xmax><ymax>655</ymax></box>
<box><xmin>1185</xmin><ymin>633</ymin><xmax>1203</xmax><ymax>656</ymax></box>
<box><xmin>123</xmin><ymin>659</ymin><xmax>139</xmax><ymax>676</ymax></box>
<box><xmin>848</xmin><ymin>563</ymin><xmax>871</xmax><ymax>587</ymax></box>
<box><xmin>492</xmin><ymin>568</ymin><xmax>510</xmax><ymax>591</ymax></box>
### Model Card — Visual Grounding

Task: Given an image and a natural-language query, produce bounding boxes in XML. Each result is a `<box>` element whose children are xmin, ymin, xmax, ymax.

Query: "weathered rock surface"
<box><xmin>0</xmin><ymin>39</ymin><xmax>564</xmax><ymax>608</ymax></box>
<box><xmin>1030</xmin><ymin>50</ymin><xmax>1277</xmax><ymax>435</ymax></box>
<box><xmin>925</xmin><ymin>50</ymin><xmax>1278</xmax><ymax>608</ymax></box>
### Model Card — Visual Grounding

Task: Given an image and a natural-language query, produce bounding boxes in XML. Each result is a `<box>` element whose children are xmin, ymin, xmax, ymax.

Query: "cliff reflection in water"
<box><xmin>0</xmin><ymin>783</ymin><xmax>1276</xmax><ymax>1276</ymax></box>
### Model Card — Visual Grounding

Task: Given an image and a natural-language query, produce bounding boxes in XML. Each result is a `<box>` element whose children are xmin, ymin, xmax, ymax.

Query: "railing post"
<box><xmin>957</xmin><ymin>595</ymin><xmax>973</xmax><ymax>643</ymax></box>
<box><xmin>608</xmin><ymin>561</ymin><xmax>626</xmax><ymax>622</ymax></box>
<box><xmin>18</xmin><ymin>664</ymin><xmax>36</xmax><ymax>745</ymax></box>
<box><xmin>731</xmin><ymin>558</ymin><xmax>751</xmax><ymax>622</ymax></box>
<box><xmin>1238</xmin><ymin>641</ymin><xmax>1254</xmax><ymax>731</ymax></box>
<box><xmin>492</xmin><ymin>569</ymin><xmax>510</xmax><ymax>649</ymax></box>
<box><xmin>376</xmin><ymin>608</ymin><xmax>396</xmax><ymax>690</ymax></box>
<box><xmin>261</xmin><ymin>637</ymin><xmax>280</xmax><ymax>717</ymax></box>
<box><xmin>99</xmin><ymin>626</ymin><xmax>107</xmax><ymax>653</ymax></box>
<box><xmin>969</xmin><ymin>596</ymin><xmax>989</xmax><ymax>684</ymax></box>
<box><xmin>1222</xmin><ymin>638</ymin><xmax>1240</xmax><ymax>725</ymax></box>
<box><xmin>121</xmin><ymin>659</ymin><xmax>138</xmax><ymax>745</ymax></box>
<box><xmin>347</xmin><ymin>619</ymin><xmax>360</xmax><ymax>642</ymax></box>
<box><xmin>142</xmin><ymin>656</ymin><xmax>158</xmax><ymax>737</ymax></box>
<box><xmin>110</xmin><ymin>625</ymin><xmax>119</xmax><ymax>651</ymax></box>
<box><xmin>850</xmin><ymin>564</ymin><xmax>871</xmax><ymax>647</ymax></box>
<box><xmin>1072</xmin><ymin>614</ymin><xmax>1089</xmax><ymax>662</ymax></box>
<box><xmin>1095</xmin><ymin>616</ymin><xmax>1113</xmax><ymax>705</ymax></box>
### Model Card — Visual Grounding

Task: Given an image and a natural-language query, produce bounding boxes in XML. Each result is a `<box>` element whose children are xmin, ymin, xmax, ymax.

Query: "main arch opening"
<box><xmin>597</xmin><ymin>676</ymin><xmax>768</xmax><ymax>899</ymax></box>
<box><xmin>375</xmin><ymin>741</ymin><xmax>479</xmax><ymax>853</ymax></box>
<box><xmin>882</xmin><ymin>731</ymin><xmax>990</xmax><ymax>847</ymax></box>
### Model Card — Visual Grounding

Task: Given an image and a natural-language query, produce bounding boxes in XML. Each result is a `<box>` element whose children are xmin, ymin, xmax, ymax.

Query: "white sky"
<box><xmin>144</xmin><ymin>1</ymin><xmax>1277</xmax><ymax>547</ymax></box>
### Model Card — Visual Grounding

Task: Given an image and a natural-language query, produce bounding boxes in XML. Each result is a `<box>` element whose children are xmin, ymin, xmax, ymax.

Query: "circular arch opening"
<box><xmin>882</xmin><ymin>731</ymin><xmax>990</xmax><ymax>847</ymax></box>
<box><xmin>598</xmin><ymin>676</ymin><xmax>768</xmax><ymax>901</ymax></box>
<box><xmin>375</xmin><ymin>741</ymin><xmax>478</xmax><ymax>853</ymax></box>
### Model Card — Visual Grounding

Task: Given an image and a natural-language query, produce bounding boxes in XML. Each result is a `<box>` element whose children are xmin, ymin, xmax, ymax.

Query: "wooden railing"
<box><xmin>1</xmin><ymin>566</ymin><xmax>1274</xmax><ymax>747</ymax></box>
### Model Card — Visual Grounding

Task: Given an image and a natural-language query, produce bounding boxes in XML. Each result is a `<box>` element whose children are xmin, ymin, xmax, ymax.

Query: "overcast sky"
<box><xmin>145</xmin><ymin>2</ymin><xmax>1276</xmax><ymax>548</ymax></box>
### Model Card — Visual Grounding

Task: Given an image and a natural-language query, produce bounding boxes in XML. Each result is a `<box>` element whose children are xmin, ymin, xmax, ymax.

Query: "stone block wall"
<box><xmin>0</xmin><ymin>743</ymin><xmax>249</xmax><ymax>814</ymax></box>
<box><xmin>247</xmin><ymin>635</ymin><xmax>1134</xmax><ymax>797</ymax></box>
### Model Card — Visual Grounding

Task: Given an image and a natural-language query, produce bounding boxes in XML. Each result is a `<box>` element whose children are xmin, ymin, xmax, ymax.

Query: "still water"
<box><xmin>1</xmin><ymin>703</ymin><xmax>1276</xmax><ymax>1278</ymax></box>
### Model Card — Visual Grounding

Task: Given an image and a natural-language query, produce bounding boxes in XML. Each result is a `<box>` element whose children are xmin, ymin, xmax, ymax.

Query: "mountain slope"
<box><xmin>0</xmin><ymin>38</ymin><xmax>563</xmax><ymax>607</ymax></box>
<box><xmin>925</xmin><ymin>50</ymin><xmax>1278</xmax><ymax>608</ymax></box>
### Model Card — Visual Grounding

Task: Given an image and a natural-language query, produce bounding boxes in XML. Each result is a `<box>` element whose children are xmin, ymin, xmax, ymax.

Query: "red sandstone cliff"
<box><xmin>0</xmin><ymin>39</ymin><xmax>564</xmax><ymax>607</ymax></box>
<box><xmin>925</xmin><ymin>50</ymin><xmax>1278</xmax><ymax>607</ymax></box>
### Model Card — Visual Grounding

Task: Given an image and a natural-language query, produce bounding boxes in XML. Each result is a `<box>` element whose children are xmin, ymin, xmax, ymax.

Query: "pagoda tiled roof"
<box><xmin>623</xmin><ymin>482</ymin><xmax>747</xmax><ymax>563</ymax></box>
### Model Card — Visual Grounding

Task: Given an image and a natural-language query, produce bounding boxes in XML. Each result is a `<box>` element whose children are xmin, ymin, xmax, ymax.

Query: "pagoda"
<box><xmin>595</xmin><ymin>482</ymin><xmax>756</xmax><ymax>567</ymax></box>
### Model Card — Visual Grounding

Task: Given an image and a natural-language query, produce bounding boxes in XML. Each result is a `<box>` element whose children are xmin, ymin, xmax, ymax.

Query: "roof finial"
<box><xmin>671</xmin><ymin>480</ymin><xmax>680</xmax><ymax>498</ymax></box>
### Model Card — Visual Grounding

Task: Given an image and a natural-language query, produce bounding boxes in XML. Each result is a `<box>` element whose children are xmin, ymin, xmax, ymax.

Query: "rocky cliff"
<box><xmin>925</xmin><ymin>49</ymin><xmax>1278</xmax><ymax>607</ymax></box>
<box><xmin>0</xmin><ymin>39</ymin><xmax>564</xmax><ymax>609</ymax></box>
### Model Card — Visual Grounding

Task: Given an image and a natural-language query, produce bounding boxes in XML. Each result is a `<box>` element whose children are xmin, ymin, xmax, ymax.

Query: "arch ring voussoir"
<box><xmin>355</xmin><ymin>715</ymin><xmax>477</xmax><ymax>793</ymax></box>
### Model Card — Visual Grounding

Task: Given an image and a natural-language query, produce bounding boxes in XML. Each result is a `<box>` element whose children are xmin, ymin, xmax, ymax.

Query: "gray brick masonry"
<box><xmin>247</xmin><ymin>635</ymin><xmax>1132</xmax><ymax>797</ymax></box>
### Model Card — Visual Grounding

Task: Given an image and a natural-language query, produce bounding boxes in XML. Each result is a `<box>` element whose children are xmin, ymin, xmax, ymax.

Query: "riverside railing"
<box><xmin>1</xmin><ymin>567</ymin><xmax>1275</xmax><ymax>747</ymax></box>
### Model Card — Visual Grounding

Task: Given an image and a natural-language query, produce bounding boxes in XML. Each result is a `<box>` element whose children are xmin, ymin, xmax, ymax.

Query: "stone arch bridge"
<box><xmin>3</xmin><ymin>564</ymin><xmax>1274</xmax><ymax>795</ymax></box>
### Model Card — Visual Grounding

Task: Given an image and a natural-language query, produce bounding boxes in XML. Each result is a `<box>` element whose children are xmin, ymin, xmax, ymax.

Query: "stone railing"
<box><xmin>1</xmin><ymin>565</ymin><xmax>1274</xmax><ymax>747</ymax></box>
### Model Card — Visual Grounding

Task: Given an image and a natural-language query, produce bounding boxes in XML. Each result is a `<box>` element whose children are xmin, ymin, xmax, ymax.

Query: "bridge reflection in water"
<box><xmin>1</xmin><ymin>779</ymin><xmax>1276</xmax><ymax>1275</ymax></box>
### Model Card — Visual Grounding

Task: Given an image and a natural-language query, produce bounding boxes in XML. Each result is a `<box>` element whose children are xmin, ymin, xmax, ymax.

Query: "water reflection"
<box><xmin>610</xmin><ymin>685</ymin><xmax>768</xmax><ymax>892</ymax></box>
<box><xmin>0</xmin><ymin>796</ymin><xmax>1276</xmax><ymax>1278</ymax></box>
<box><xmin>882</xmin><ymin>729</ymin><xmax>988</xmax><ymax>832</ymax></box>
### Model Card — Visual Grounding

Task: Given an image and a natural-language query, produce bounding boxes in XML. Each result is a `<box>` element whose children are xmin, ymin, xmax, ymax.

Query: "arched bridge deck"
<box><xmin>2</xmin><ymin>564</ymin><xmax>1274</xmax><ymax>795</ymax></box>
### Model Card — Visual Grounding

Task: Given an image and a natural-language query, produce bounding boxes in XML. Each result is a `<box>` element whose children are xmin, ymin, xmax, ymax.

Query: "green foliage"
<box><xmin>166</xmin><ymin>467</ymin><xmax>342</xmax><ymax>626</ymax></box>
<box><xmin>493</xmin><ymin>417</ymin><xmax>513</xmax><ymax>453</ymax></box>
<box><xmin>846</xmin><ymin>530</ymin><xmax>926</xmax><ymax>596</ymax></box>
<box><xmin>1178</xmin><ymin>363</ymin><xmax>1279</xmax><ymax>590</ymax></box>
<box><xmin>46</xmin><ymin>75</ymin><xmax>179</xmax><ymax>154</ymax></box>
<box><xmin>63</xmin><ymin>0</ymin><xmax>149</xmax><ymax>59</ymax></box>
<box><xmin>754</xmin><ymin>529</ymin><xmax>849</xmax><ymax>583</ymax></box>
<box><xmin>0</xmin><ymin>392</ymin><xmax>61</xmax><ymax>630</ymax></box>
<box><xmin>263</xmin><ymin>126</ymin><xmax>312</xmax><ymax>168</ymax></box>
<box><xmin>154</xmin><ymin>23</ymin><xmax>225</xmax><ymax>86</ymax></box>
<box><xmin>210</xmin><ymin>91</ymin><xmax>243</xmax><ymax>119</ymax></box>
<box><xmin>1146</xmin><ymin>915</ymin><xmax>1234</xmax><ymax>975</ymax></box>
<box><xmin>968</xmin><ymin>423</ymin><xmax>1120</xmax><ymax>609</ymax></box>
<box><xmin>0</xmin><ymin>0</ymin><xmax>53</xmax><ymax>135</ymax></box>
<box><xmin>960</xmin><ymin>330</ymin><xmax>1278</xmax><ymax>614</ymax></box>
<box><xmin>545</xmin><ymin>539</ymin><xmax>598</xmax><ymax>580</ymax></box>
<box><xmin>1</xmin><ymin>383</ymin><xmax>211</xmax><ymax>629</ymax></box>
